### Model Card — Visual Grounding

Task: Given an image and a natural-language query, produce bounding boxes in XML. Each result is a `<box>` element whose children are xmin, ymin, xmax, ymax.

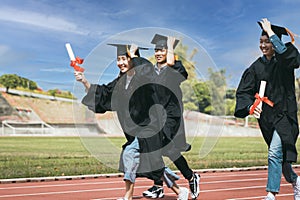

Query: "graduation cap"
<box><xmin>257</xmin><ymin>21</ymin><xmax>288</xmax><ymax>40</ymax></box>
<box><xmin>107</xmin><ymin>43</ymin><xmax>149</xmax><ymax>57</ymax></box>
<box><xmin>151</xmin><ymin>34</ymin><xmax>179</xmax><ymax>50</ymax></box>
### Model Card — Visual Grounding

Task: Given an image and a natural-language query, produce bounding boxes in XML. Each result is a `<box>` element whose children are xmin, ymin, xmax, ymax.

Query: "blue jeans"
<box><xmin>123</xmin><ymin>137</ymin><xmax>140</xmax><ymax>183</ymax></box>
<box><xmin>267</xmin><ymin>130</ymin><xmax>298</xmax><ymax>193</ymax></box>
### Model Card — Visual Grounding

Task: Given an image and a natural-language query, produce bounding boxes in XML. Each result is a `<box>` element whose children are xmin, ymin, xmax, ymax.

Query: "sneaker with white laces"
<box><xmin>177</xmin><ymin>187</ymin><xmax>189</xmax><ymax>200</ymax></box>
<box><xmin>293</xmin><ymin>177</ymin><xmax>300</xmax><ymax>200</ymax></box>
<box><xmin>189</xmin><ymin>173</ymin><xmax>200</xmax><ymax>199</ymax></box>
<box><xmin>263</xmin><ymin>192</ymin><xmax>275</xmax><ymax>200</ymax></box>
<box><xmin>142</xmin><ymin>185</ymin><xmax>164</xmax><ymax>198</ymax></box>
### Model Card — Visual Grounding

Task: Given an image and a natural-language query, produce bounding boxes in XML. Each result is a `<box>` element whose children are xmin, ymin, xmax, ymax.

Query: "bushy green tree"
<box><xmin>0</xmin><ymin>74</ymin><xmax>21</xmax><ymax>93</ymax></box>
<box><xmin>0</xmin><ymin>74</ymin><xmax>38</xmax><ymax>93</ymax></box>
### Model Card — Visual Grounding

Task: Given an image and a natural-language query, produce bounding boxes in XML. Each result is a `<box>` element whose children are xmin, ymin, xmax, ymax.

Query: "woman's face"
<box><xmin>117</xmin><ymin>55</ymin><xmax>132</xmax><ymax>73</ymax></box>
<box><xmin>259</xmin><ymin>35</ymin><xmax>275</xmax><ymax>59</ymax></box>
<box><xmin>154</xmin><ymin>48</ymin><xmax>167</xmax><ymax>64</ymax></box>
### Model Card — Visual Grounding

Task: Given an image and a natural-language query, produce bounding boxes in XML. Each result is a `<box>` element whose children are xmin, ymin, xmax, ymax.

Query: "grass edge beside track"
<box><xmin>2</xmin><ymin>165</ymin><xmax>300</xmax><ymax>184</ymax></box>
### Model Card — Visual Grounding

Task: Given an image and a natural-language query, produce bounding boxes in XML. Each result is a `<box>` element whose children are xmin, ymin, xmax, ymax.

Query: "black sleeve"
<box><xmin>81</xmin><ymin>79</ymin><xmax>118</xmax><ymax>113</ymax></box>
<box><xmin>172</xmin><ymin>60</ymin><xmax>188</xmax><ymax>80</ymax></box>
<box><xmin>276</xmin><ymin>42</ymin><xmax>300</xmax><ymax>70</ymax></box>
<box><xmin>234</xmin><ymin>67</ymin><xmax>256</xmax><ymax>118</ymax></box>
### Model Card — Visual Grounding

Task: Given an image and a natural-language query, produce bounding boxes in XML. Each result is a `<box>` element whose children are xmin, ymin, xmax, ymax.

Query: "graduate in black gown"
<box><xmin>142</xmin><ymin>34</ymin><xmax>200</xmax><ymax>200</ymax></box>
<box><xmin>75</xmin><ymin>44</ymin><xmax>165</xmax><ymax>200</ymax></box>
<box><xmin>234</xmin><ymin>18</ymin><xmax>300</xmax><ymax>200</ymax></box>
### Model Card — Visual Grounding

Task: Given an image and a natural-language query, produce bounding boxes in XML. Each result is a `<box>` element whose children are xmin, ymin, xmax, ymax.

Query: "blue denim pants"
<box><xmin>267</xmin><ymin>130</ymin><xmax>298</xmax><ymax>193</ymax></box>
<box><xmin>122</xmin><ymin>137</ymin><xmax>140</xmax><ymax>183</ymax></box>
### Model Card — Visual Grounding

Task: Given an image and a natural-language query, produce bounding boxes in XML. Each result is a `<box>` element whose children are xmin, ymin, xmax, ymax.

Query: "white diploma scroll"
<box><xmin>65</xmin><ymin>43</ymin><xmax>76</xmax><ymax>61</ymax></box>
<box><xmin>255</xmin><ymin>80</ymin><xmax>266</xmax><ymax>119</ymax></box>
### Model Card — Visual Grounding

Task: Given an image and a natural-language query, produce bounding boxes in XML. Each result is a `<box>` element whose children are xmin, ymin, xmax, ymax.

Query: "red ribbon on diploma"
<box><xmin>70</xmin><ymin>56</ymin><xmax>85</xmax><ymax>72</ymax></box>
<box><xmin>249</xmin><ymin>93</ymin><xmax>274</xmax><ymax>115</ymax></box>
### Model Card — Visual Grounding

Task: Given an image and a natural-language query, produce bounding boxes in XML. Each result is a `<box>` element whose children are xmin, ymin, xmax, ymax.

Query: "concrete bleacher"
<box><xmin>0</xmin><ymin>92</ymin><xmax>103</xmax><ymax>136</ymax></box>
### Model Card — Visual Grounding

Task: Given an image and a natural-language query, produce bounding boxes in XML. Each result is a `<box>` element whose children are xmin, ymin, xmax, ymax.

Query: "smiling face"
<box><xmin>117</xmin><ymin>55</ymin><xmax>132</xmax><ymax>73</ymax></box>
<box><xmin>154</xmin><ymin>48</ymin><xmax>167</xmax><ymax>64</ymax></box>
<box><xmin>259</xmin><ymin>35</ymin><xmax>275</xmax><ymax>60</ymax></box>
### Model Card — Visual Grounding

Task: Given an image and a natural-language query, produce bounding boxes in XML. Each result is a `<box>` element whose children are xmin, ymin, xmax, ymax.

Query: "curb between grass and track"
<box><xmin>2</xmin><ymin>165</ymin><xmax>300</xmax><ymax>184</ymax></box>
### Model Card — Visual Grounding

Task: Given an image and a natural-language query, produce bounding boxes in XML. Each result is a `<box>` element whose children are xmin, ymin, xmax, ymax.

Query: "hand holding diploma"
<box><xmin>73</xmin><ymin>67</ymin><xmax>90</xmax><ymax>92</ymax></box>
<box><xmin>65</xmin><ymin>43</ymin><xmax>85</xmax><ymax>72</ymax></box>
<box><xmin>249</xmin><ymin>81</ymin><xmax>274</xmax><ymax>119</ymax></box>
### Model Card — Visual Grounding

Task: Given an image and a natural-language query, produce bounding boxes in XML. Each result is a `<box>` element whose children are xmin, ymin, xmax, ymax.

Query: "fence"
<box><xmin>1</xmin><ymin>120</ymin><xmax>54</xmax><ymax>135</ymax></box>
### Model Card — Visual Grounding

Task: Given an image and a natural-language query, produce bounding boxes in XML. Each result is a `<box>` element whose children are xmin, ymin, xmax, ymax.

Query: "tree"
<box><xmin>225</xmin><ymin>88</ymin><xmax>236</xmax><ymax>115</ymax></box>
<box><xmin>48</xmin><ymin>89</ymin><xmax>57</xmax><ymax>97</ymax></box>
<box><xmin>0</xmin><ymin>74</ymin><xmax>39</xmax><ymax>93</ymax></box>
<box><xmin>206</xmin><ymin>68</ymin><xmax>227</xmax><ymax>115</ymax></box>
<box><xmin>181</xmin><ymin>79</ymin><xmax>199</xmax><ymax>111</ymax></box>
<box><xmin>28</xmin><ymin>80</ymin><xmax>38</xmax><ymax>90</ymax></box>
<box><xmin>193</xmin><ymin>81</ymin><xmax>211</xmax><ymax>112</ymax></box>
<box><xmin>0</xmin><ymin>74</ymin><xmax>21</xmax><ymax>93</ymax></box>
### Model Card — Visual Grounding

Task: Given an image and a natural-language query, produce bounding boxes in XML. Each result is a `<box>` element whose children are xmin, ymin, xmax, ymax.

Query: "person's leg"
<box><xmin>282</xmin><ymin>161</ymin><xmax>300</xmax><ymax>199</ymax></box>
<box><xmin>282</xmin><ymin>162</ymin><xmax>298</xmax><ymax>183</ymax></box>
<box><xmin>266</xmin><ymin>130</ymin><xmax>283</xmax><ymax>197</ymax></box>
<box><xmin>162</xmin><ymin>169</ymin><xmax>189</xmax><ymax>200</ymax></box>
<box><xmin>172</xmin><ymin>155</ymin><xmax>193</xmax><ymax>180</ymax></box>
<box><xmin>167</xmin><ymin>152</ymin><xmax>200</xmax><ymax>199</ymax></box>
<box><xmin>122</xmin><ymin>138</ymin><xmax>140</xmax><ymax>200</ymax></box>
<box><xmin>124</xmin><ymin>180</ymin><xmax>134</xmax><ymax>200</ymax></box>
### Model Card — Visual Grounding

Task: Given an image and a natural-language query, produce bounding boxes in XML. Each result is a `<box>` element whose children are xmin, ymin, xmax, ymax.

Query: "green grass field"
<box><xmin>1</xmin><ymin>136</ymin><xmax>300</xmax><ymax>179</ymax></box>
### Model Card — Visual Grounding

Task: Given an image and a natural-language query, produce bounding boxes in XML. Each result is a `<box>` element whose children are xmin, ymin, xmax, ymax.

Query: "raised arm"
<box><xmin>167</xmin><ymin>36</ymin><xmax>175</xmax><ymax>66</ymax></box>
<box><xmin>74</xmin><ymin>71</ymin><xmax>91</xmax><ymax>92</ymax></box>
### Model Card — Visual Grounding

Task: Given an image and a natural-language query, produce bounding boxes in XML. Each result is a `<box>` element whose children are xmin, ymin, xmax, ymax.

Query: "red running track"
<box><xmin>1</xmin><ymin>167</ymin><xmax>300</xmax><ymax>200</ymax></box>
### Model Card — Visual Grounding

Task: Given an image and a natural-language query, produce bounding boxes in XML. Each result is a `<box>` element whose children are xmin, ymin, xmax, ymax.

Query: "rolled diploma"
<box><xmin>256</xmin><ymin>80</ymin><xmax>266</xmax><ymax>118</ymax></box>
<box><xmin>65</xmin><ymin>43</ymin><xmax>75</xmax><ymax>61</ymax></box>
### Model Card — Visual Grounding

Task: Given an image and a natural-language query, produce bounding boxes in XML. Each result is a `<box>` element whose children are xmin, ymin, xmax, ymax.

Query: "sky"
<box><xmin>1</xmin><ymin>0</ymin><xmax>300</xmax><ymax>97</ymax></box>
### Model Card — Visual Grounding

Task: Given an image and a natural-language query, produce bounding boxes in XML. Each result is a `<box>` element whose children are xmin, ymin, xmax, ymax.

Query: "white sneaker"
<box><xmin>293</xmin><ymin>177</ymin><xmax>300</xmax><ymax>200</ymax></box>
<box><xmin>263</xmin><ymin>192</ymin><xmax>275</xmax><ymax>200</ymax></box>
<box><xmin>177</xmin><ymin>187</ymin><xmax>189</xmax><ymax>200</ymax></box>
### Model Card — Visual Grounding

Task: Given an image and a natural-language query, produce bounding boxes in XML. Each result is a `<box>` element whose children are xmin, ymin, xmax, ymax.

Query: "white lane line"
<box><xmin>0</xmin><ymin>177</ymin><xmax>266</xmax><ymax>190</ymax></box>
<box><xmin>226</xmin><ymin>193</ymin><xmax>293</xmax><ymax>200</ymax></box>
<box><xmin>0</xmin><ymin>188</ymin><xmax>111</xmax><ymax>198</ymax></box>
<box><xmin>0</xmin><ymin>180</ymin><xmax>138</xmax><ymax>190</ymax></box>
<box><xmin>199</xmin><ymin>183</ymin><xmax>290</xmax><ymax>193</ymax></box>
<box><xmin>201</xmin><ymin>178</ymin><xmax>266</xmax><ymax>184</ymax></box>
<box><xmin>0</xmin><ymin>185</ymin><xmax>145</xmax><ymax>198</ymax></box>
<box><xmin>0</xmin><ymin>181</ymin><xmax>124</xmax><ymax>190</ymax></box>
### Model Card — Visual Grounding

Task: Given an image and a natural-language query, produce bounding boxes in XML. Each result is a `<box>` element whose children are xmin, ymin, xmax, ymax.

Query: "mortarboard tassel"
<box><xmin>285</xmin><ymin>28</ymin><xmax>297</xmax><ymax>44</ymax></box>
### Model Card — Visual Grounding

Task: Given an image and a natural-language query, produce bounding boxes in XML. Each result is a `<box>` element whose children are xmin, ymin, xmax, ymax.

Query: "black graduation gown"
<box><xmin>152</xmin><ymin>60</ymin><xmax>191</xmax><ymax>154</ymax></box>
<box><xmin>82</xmin><ymin>57</ymin><xmax>164</xmax><ymax>180</ymax></box>
<box><xmin>234</xmin><ymin>42</ymin><xmax>300</xmax><ymax>162</ymax></box>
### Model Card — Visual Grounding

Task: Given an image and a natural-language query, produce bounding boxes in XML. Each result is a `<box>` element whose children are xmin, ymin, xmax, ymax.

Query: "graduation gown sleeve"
<box><xmin>172</xmin><ymin>60</ymin><xmax>188</xmax><ymax>81</ymax></box>
<box><xmin>234</xmin><ymin>66</ymin><xmax>257</xmax><ymax>118</ymax></box>
<box><xmin>277</xmin><ymin>42</ymin><xmax>300</xmax><ymax>70</ymax></box>
<box><xmin>81</xmin><ymin>79</ymin><xmax>118</xmax><ymax>113</ymax></box>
